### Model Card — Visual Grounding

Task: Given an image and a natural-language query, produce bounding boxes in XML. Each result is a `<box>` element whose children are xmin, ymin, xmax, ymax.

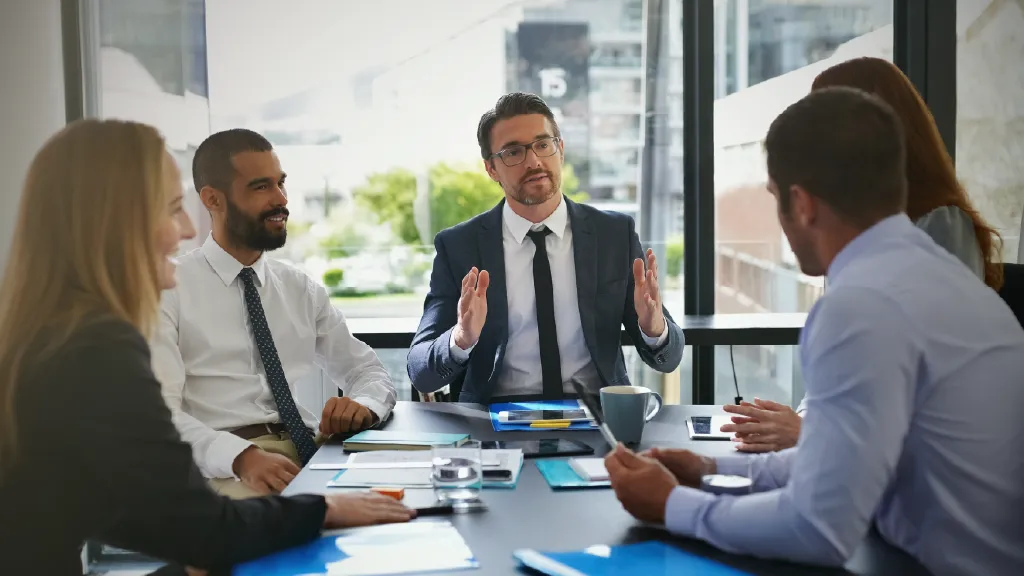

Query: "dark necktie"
<box><xmin>526</xmin><ymin>227</ymin><xmax>563</xmax><ymax>399</ymax></box>
<box><xmin>238</xmin><ymin>267</ymin><xmax>317</xmax><ymax>464</ymax></box>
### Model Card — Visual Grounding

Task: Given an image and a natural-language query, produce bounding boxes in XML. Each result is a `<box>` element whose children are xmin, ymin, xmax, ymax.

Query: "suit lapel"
<box><xmin>479</xmin><ymin>201</ymin><xmax>508</xmax><ymax>386</ymax></box>
<box><xmin>567</xmin><ymin>198</ymin><xmax>598</xmax><ymax>352</ymax></box>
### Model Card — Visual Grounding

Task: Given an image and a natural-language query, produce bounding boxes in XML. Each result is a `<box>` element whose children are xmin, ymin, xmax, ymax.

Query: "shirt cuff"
<box><xmin>664</xmin><ymin>485</ymin><xmax>717</xmax><ymax>536</ymax></box>
<box><xmin>206</xmin><ymin>431</ymin><xmax>255</xmax><ymax>479</ymax></box>
<box><xmin>352</xmin><ymin>395</ymin><xmax>392</xmax><ymax>424</ymax></box>
<box><xmin>639</xmin><ymin>318</ymin><xmax>669</xmax><ymax>348</ymax></box>
<box><xmin>448</xmin><ymin>330</ymin><xmax>474</xmax><ymax>364</ymax></box>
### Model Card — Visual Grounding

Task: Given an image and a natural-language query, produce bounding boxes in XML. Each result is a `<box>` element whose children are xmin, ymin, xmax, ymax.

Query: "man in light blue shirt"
<box><xmin>604</xmin><ymin>87</ymin><xmax>1024</xmax><ymax>575</ymax></box>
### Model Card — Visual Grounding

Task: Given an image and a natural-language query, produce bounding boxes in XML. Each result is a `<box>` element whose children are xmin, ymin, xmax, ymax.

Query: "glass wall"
<box><xmin>710</xmin><ymin>0</ymin><xmax>891</xmax><ymax>407</ymax></box>
<box><xmin>87</xmin><ymin>0</ymin><xmax>685</xmax><ymax>322</ymax></box>
<box><xmin>956</xmin><ymin>0</ymin><xmax>1024</xmax><ymax>264</ymax></box>
<box><xmin>713</xmin><ymin>0</ymin><xmax>891</xmax><ymax>317</ymax></box>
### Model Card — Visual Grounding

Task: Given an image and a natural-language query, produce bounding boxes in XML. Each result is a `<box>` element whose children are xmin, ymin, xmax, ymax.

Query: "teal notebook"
<box><xmin>513</xmin><ymin>541</ymin><xmax>752</xmax><ymax>575</ymax></box>
<box><xmin>535</xmin><ymin>458</ymin><xmax>611</xmax><ymax>490</ymax></box>
<box><xmin>342</xmin><ymin>430</ymin><xmax>470</xmax><ymax>452</ymax></box>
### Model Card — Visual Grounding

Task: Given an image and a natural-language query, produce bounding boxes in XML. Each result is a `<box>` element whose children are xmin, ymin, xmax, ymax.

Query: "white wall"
<box><xmin>0</xmin><ymin>0</ymin><xmax>66</xmax><ymax>274</ymax></box>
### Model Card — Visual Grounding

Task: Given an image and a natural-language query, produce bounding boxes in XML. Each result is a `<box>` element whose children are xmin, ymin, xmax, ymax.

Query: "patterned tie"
<box><xmin>526</xmin><ymin>227</ymin><xmax>563</xmax><ymax>399</ymax></box>
<box><xmin>238</xmin><ymin>267</ymin><xmax>317</xmax><ymax>464</ymax></box>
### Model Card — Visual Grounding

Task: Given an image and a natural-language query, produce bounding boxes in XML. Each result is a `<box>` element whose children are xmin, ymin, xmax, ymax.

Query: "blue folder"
<box><xmin>488</xmin><ymin>399</ymin><xmax>598</xmax><ymax>432</ymax></box>
<box><xmin>513</xmin><ymin>541</ymin><xmax>753</xmax><ymax>575</ymax></box>
<box><xmin>535</xmin><ymin>458</ymin><xmax>611</xmax><ymax>490</ymax></box>
<box><xmin>233</xmin><ymin>521</ymin><xmax>478</xmax><ymax>576</ymax></box>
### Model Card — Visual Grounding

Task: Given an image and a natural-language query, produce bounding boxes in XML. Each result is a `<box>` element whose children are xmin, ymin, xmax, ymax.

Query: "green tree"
<box><xmin>353</xmin><ymin>169</ymin><xmax>420</xmax><ymax>244</ymax></box>
<box><xmin>665</xmin><ymin>235</ymin><xmax>684</xmax><ymax>278</ymax></box>
<box><xmin>354</xmin><ymin>163</ymin><xmax>588</xmax><ymax>245</ymax></box>
<box><xmin>322</xmin><ymin>268</ymin><xmax>344</xmax><ymax>287</ymax></box>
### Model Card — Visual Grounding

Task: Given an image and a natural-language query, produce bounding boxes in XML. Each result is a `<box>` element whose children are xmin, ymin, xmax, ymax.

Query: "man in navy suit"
<box><xmin>407</xmin><ymin>93</ymin><xmax>684</xmax><ymax>403</ymax></box>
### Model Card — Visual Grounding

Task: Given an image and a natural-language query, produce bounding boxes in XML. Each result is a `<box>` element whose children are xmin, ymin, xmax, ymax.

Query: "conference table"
<box><xmin>284</xmin><ymin>402</ymin><xmax>930</xmax><ymax>576</ymax></box>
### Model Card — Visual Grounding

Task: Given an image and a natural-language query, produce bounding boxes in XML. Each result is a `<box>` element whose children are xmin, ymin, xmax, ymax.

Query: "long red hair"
<box><xmin>812</xmin><ymin>57</ymin><xmax>1003</xmax><ymax>290</ymax></box>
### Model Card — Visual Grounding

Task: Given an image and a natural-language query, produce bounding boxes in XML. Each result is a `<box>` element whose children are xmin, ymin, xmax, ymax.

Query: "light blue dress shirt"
<box><xmin>664</xmin><ymin>215</ymin><xmax>1024</xmax><ymax>575</ymax></box>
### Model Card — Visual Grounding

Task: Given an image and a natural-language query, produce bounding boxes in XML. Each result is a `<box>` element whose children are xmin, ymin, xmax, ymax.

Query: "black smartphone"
<box><xmin>482</xmin><ymin>468</ymin><xmax>513</xmax><ymax>481</ymax></box>
<box><xmin>479</xmin><ymin>438</ymin><xmax>594</xmax><ymax>459</ymax></box>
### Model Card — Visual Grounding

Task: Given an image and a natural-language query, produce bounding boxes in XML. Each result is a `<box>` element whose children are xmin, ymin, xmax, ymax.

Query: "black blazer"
<box><xmin>407</xmin><ymin>197</ymin><xmax>684</xmax><ymax>403</ymax></box>
<box><xmin>0</xmin><ymin>318</ymin><xmax>325</xmax><ymax>575</ymax></box>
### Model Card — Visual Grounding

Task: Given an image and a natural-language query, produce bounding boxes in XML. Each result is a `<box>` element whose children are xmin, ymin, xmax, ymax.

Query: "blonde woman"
<box><xmin>0</xmin><ymin>120</ymin><xmax>413</xmax><ymax>575</ymax></box>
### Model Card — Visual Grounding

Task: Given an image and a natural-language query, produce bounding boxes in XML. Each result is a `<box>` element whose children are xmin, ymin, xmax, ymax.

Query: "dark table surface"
<box><xmin>284</xmin><ymin>402</ymin><xmax>927</xmax><ymax>576</ymax></box>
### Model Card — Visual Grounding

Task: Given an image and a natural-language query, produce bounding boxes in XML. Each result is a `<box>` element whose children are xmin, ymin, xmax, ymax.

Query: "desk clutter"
<box><xmin>236</xmin><ymin>402</ymin><xmax>752</xmax><ymax>576</ymax></box>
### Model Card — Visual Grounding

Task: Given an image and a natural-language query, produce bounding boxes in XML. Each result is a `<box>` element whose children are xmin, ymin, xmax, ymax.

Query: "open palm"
<box><xmin>453</xmin><ymin>267</ymin><xmax>489</xmax><ymax>350</ymax></box>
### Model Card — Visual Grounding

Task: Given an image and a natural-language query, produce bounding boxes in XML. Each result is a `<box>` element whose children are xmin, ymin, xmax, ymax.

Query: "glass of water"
<box><xmin>431</xmin><ymin>440</ymin><xmax>483</xmax><ymax>507</ymax></box>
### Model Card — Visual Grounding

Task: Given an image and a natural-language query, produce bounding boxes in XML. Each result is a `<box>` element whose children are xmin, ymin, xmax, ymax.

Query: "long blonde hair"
<box><xmin>0</xmin><ymin>119</ymin><xmax>169</xmax><ymax>471</ymax></box>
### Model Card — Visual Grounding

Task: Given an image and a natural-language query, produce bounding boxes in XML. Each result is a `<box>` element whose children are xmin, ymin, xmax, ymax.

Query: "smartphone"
<box><xmin>480</xmin><ymin>439</ymin><xmax>594</xmax><ymax>459</ymax></box>
<box><xmin>498</xmin><ymin>409</ymin><xmax>589</xmax><ymax>423</ymax></box>
<box><xmin>686</xmin><ymin>416</ymin><xmax>733</xmax><ymax>440</ymax></box>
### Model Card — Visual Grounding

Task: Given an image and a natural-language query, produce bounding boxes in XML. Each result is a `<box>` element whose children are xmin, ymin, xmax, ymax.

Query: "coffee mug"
<box><xmin>600</xmin><ymin>385</ymin><xmax>663</xmax><ymax>445</ymax></box>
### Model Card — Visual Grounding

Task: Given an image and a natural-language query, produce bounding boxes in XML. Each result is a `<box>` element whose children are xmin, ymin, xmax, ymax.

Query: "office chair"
<box><xmin>998</xmin><ymin>263</ymin><xmax>1024</xmax><ymax>329</ymax></box>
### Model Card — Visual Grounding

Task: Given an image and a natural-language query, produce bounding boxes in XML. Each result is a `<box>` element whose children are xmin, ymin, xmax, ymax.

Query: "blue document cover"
<box><xmin>535</xmin><ymin>459</ymin><xmax>611</xmax><ymax>490</ymax></box>
<box><xmin>513</xmin><ymin>541</ymin><xmax>753</xmax><ymax>575</ymax></box>
<box><xmin>233</xmin><ymin>521</ymin><xmax>478</xmax><ymax>576</ymax></box>
<box><xmin>488</xmin><ymin>399</ymin><xmax>598</xmax><ymax>432</ymax></box>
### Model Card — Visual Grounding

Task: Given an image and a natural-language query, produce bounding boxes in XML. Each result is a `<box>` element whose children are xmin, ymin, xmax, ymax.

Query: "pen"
<box><xmin>530</xmin><ymin>421</ymin><xmax>571</xmax><ymax>429</ymax></box>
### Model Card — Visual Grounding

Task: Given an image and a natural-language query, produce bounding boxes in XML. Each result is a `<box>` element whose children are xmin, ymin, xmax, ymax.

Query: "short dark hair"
<box><xmin>192</xmin><ymin>129</ymin><xmax>273</xmax><ymax>194</ymax></box>
<box><xmin>476</xmin><ymin>92</ymin><xmax>561</xmax><ymax>160</ymax></box>
<box><xmin>765</xmin><ymin>86</ymin><xmax>907</xmax><ymax>226</ymax></box>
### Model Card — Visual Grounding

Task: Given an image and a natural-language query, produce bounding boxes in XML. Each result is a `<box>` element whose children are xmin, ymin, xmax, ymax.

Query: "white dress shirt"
<box><xmin>450</xmin><ymin>197</ymin><xmax>666</xmax><ymax>397</ymax></box>
<box><xmin>152</xmin><ymin>236</ymin><xmax>397</xmax><ymax>479</ymax></box>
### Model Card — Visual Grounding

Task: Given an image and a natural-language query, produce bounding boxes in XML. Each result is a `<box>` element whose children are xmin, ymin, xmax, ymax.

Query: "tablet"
<box><xmin>497</xmin><ymin>408</ymin><xmax>592</xmax><ymax>423</ymax></box>
<box><xmin>480</xmin><ymin>439</ymin><xmax>594</xmax><ymax>459</ymax></box>
<box><xmin>686</xmin><ymin>416</ymin><xmax>733</xmax><ymax>440</ymax></box>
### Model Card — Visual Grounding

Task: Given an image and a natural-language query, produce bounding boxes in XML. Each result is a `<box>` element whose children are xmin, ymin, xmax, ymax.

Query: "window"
<box><xmin>712</xmin><ymin>0</ymin><xmax>891</xmax><ymax>403</ymax></box>
<box><xmin>83</xmin><ymin>0</ymin><xmax>688</xmax><ymax>402</ymax></box>
<box><xmin>714</xmin><ymin>0</ymin><xmax>891</xmax><ymax>316</ymax></box>
<box><xmin>956</xmin><ymin>0</ymin><xmax>1024</xmax><ymax>264</ymax></box>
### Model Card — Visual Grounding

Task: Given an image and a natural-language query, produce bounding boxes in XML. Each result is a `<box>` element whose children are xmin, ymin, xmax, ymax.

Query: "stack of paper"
<box><xmin>235</xmin><ymin>520</ymin><xmax>478</xmax><ymax>576</ymax></box>
<box><xmin>326</xmin><ymin>449</ymin><xmax>524</xmax><ymax>489</ymax></box>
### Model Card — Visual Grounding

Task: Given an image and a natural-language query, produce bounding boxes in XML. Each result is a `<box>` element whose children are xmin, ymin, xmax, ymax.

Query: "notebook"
<box><xmin>535</xmin><ymin>458</ymin><xmax>611</xmax><ymax>490</ymax></box>
<box><xmin>234</xmin><ymin>520</ymin><xmax>478</xmax><ymax>576</ymax></box>
<box><xmin>568</xmin><ymin>457</ymin><xmax>608</xmax><ymax>482</ymax></box>
<box><xmin>327</xmin><ymin>449</ymin><xmax>525</xmax><ymax>489</ymax></box>
<box><xmin>489</xmin><ymin>399</ymin><xmax>598</xmax><ymax>432</ymax></box>
<box><xmin>342</xmin><ymin>430</ymin><xmax>470</xmax><ymax>452</ymax></box>
<box><xmin>513</xmin><ymin>541</ymin><xmax>753</xmax><ymax>576</ymax></box>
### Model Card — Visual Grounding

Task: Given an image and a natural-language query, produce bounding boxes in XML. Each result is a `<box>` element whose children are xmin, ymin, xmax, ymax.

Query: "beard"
<box><xmin>225</xmin><ymin>198</ymin><xmax>288</xmax><ymax>252</ymax></box>
<box><xmin>508</xmin><ymin>169</ymin><xmax>560</xmax><ymax>206</ymax></box>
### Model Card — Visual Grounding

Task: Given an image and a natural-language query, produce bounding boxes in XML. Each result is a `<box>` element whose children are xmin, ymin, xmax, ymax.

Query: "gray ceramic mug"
<box><xmin>600</xmin><ymin>385</ymin><xmax>663</xmax><ymax>445</ymax></box>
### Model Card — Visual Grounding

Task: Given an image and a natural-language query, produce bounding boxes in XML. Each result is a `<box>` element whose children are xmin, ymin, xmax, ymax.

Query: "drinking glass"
<box><xmin>430</xmin><ymin>440</ymin><xmax>483</xmax><ymax>507</ymax></box>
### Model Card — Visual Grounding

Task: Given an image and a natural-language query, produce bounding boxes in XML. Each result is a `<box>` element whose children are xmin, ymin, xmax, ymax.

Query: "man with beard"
<box><xmin>408</xmin><ymin>93</ymin><xmax>684</xmax><ymax>402</ymax></box>
<box><xmin>152</xmin><ymin>129</ymin><xmax>396</xmax><ymax>498</ymax></box>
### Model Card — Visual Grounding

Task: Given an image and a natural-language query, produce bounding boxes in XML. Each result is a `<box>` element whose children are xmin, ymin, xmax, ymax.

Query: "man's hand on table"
<box><xmin>320</xmin><ymin>397</ymin><xmax>376</xmax><ymax>436</ymax></box>
<box><xmin>605</xmin><ymin>444</ymin><xmax>678</xmax><ymax>524</ymax></box>
<box><xmin>721</xmin><ymin>398</ymin><xmax>801</xmax><ymax>453</ymax></box>
<box><xmin>232</xmin><ymin>446</ymin><xmax>300</xmax><ymax>495</ymax></box>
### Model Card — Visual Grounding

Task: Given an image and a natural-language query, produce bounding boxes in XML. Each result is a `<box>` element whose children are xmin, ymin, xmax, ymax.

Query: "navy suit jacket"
<box><xmin>406</xmin><ymin>197</ymin><xmax>685</xmax><ymax>403</ymax></box>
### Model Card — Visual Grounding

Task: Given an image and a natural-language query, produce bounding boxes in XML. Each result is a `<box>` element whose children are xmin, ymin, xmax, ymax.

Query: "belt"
<box><xmin>230</xmin><ymin>422</ymin><xmax>289</xmax><ymax>440</ymax></box>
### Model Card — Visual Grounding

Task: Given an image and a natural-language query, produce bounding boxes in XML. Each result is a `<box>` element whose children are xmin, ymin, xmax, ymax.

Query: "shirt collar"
<box><xmin>827</xmin><ymin>213</ymin><xmax>913</xmax><ymax>283</ymax></box>
<box><xmin>200</xmin><ymin>234</ymin><xmax>268</xmax><ymax>287</ymax></box>
<box><xmin>502</xmin><ymin>195</ymin><xmax>569</xmax><ymax>245</ymax></box>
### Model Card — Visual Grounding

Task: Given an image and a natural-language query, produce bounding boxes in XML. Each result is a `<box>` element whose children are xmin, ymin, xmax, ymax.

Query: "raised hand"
<box><xmin>633</xmin><ymin>249</ymin><xmax>665</xmax><ymax>338</ymax></box>
<box><xmin>452</xmin><ymin>267</ymin><xmax>489</xmax><ymax>350</ymax></box>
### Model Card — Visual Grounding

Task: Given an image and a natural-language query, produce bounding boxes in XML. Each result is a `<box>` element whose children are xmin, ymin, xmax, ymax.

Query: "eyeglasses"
<box><xmin>490</xmin><ymin>136</ymin><xmax>561</xmax><ymax>167</ymax></box>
